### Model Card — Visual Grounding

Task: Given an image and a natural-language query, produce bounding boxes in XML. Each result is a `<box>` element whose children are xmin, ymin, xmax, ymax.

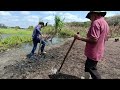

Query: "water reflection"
<box><xmin>19</xmin><ymin>37</ymin><xmax>67</xmax><ymax>54</ymax></box>
<box><xmin>1</xmin><ymin>34</ymin><xmax>67</xmax><ymax>54</ymax></box>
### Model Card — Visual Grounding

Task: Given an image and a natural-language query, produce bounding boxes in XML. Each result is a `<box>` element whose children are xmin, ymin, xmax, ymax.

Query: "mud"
<box><xmin>0</xmin><ymin>38</ymin><xmax>120</xmax><ymax>79</ymax></box>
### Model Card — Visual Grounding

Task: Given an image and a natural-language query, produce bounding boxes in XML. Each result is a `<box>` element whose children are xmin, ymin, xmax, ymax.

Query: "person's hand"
<box><xmin>45</xmin><ymin>22</ymin><xmax>48</xmax><ymax>26</ymax></box>
<box><xmin>74</xmin><ymin>34</ymin><xmax>81</xmax><ymax>40</ymax></box>
<box><xmin>39</xmin><ymin>35</ymin><xmax>43</xmax><ymax>39</ymax></box>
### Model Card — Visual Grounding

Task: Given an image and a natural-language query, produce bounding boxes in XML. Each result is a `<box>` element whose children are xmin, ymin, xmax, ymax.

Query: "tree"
<box><xmin>28</xmin><ymin>26</ymin><xmax>34</xmax><ymax>30</ymax></box>
<box><xmin>0</xmin><ymin>23</ymin><xmax>7</xmax><ymax>28</ymax></box>
<box><xmin>50</xmin><ymin>15</ymin><xmax>65</xmax><ymax>42</ymax></box>
<box><xmin>15</xmin><ymin>26</ymin><xmax>20</xmax><ymax>30</ymax></box>
<box><xmin>54</xmin><ymin>15</ymin><xmax>64</xmax><ymax>35</ymax></box>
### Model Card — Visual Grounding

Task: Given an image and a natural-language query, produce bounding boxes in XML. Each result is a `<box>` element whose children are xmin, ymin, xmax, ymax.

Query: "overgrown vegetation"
<box><xmin>0</xmin><ymin>35</ymin><xmax>32</xmax><ymax>52</ymax></box>
<box><xmin>0</xmin><ymin>32</ymin><xmax>2</xmax><ymax>42</ymax></box>
<box><xmin>65</xmin><ymin>21</ymin><xmax>90</xmax><ymax>28</ymax></box>
<box><xmin>0</xmin><ymin>28</ymin><xmax>32</xmax><ymax>35</ymax></box>
<box><xmin>0</xmin><ymin>23</ymin><xmax>7</xmax><ymax>28</ymax></box>
<box><xmin>0</xmin><ymin>15</ymin><xmax>120</xmax><ymax>52</ymax></box>
<box><xmin>50</xmin><ymin>15</ymin><xmax>65</xmax><ymax>40</ymax></box>
<box><xmin>59</xmin><ymin>29</ymin><xmax>76</xmax><ymax>38</ymax></box>
<box><xmin>54</xmin><ymin>15</ymin><xmax>64</xmax><ymax>34</ymax></box>
<box><xmin>0</xmin><ymin>28</ymin><xmax>32</xmax><ymax>52</ymax></box>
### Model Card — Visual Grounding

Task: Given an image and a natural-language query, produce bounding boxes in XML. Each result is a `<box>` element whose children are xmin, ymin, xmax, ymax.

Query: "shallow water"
<box><xmin>17</xmin><ymin>37</ymin><xmax>67</xmax><ymax>54</ymax></box>
<box><xmin>0</xmin><ymin>34</ymin><xmax>68</xmax><ymax>54</ymax></box>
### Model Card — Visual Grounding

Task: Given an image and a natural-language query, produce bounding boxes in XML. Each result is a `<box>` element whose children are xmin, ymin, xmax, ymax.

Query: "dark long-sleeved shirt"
<box><xmin>32</xmin><ymin>25</ymin><xmax>42</xmax><ymax>39</ymax></box>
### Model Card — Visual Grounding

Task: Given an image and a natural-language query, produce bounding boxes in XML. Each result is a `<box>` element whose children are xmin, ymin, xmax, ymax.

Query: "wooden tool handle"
<box><xmin>57</xmin><ymin>32</ymin><xmax>79</xmax><ymax>72</ymax></box>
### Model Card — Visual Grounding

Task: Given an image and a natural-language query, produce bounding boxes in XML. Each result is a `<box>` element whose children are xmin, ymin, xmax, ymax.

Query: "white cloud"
<box><xmin>0</xmin><ymin>15</ymin><xmax>19</xmax><ymax>22</ymax></box>
<box><xmin>0</xmin><ymin>11</ymin><xmax>11</xmax><ymax>16</ymax></box>
<box><xmin>12</xmin><ymin>19</ymin><xmax>19</xmax><ymax>21</ymax></box>
<box><xmin>43</xmin><ymin>15</ymin><xmax>54</xmax><ymax>25</ymax></box>
<box><xmin>0</xmin><ymin>15</ymin><xmax>21</xmax><ymax>28</ymax></box>
<box><xmin>20</xmin><ymin>11</ymin><xmax>30</xmax><ymax>15</ymax></box>
<box><xmin>40</xmin><ymin>11</ymin><xmax>56</xmax><ymax>15</ymax></box>
<box><xmin>64</xmin><ymin>13</ymin><xmax>80</xmax><ymax>21</ymax></box>
<box><xmin>25</xmin><ymin>15</ymin><xmax>39</xmax><ymax>22</ymax></box>
<box><xmin>1</xmin><ymin>11</ymin><xmax>104</xmax><ymax>28</ymax></box>
<box><xmin>59</xmin><ymin>12</ymin><xmax>63</xmax><ymax>15</ymax></box>
<box><xmin>105</xmin><ymin>12</ymin><xmax>116</xmax><ymax>17</ymax></box>
<box><xmin>44</xmin><ymin>16</ymin><xmax>54</xmax><ymax>21</ymax></box>
<box><xmin>62</xmin><ymin>13</ymin><xmax>87</xmax><ymax>22</ymax></box>
<box><xmin>105</xmin><ymin>11</ymin><xmax>120</xmax><ymax>17</ymax></box>
<box><xmin>43</xmin><ymin>12</ymin><xmax>89</xmax><ymax>25</ymax></box>
<box><xmin>13</xmin><ymin>16</ymin><xmax>19</xmax><ymax>18</ymax></box>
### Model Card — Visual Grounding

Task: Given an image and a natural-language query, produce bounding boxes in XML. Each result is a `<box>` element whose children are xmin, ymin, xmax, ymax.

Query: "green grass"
<box><xmin>0</xmin><ymin>34</ymin><xmax>2</xmax><ymax>41</ymax></box>
<box><xmin>1</xmin><ymin>25</ymin><xmax>119</xmax><ymax>52</ymax></box>
<box><xmin>0</xmin><ymin>28</ymin><xmax>32</xmax><ymax>35</ymax></box>
<box><xmin>0</xmin><ymin>27</ymin><xmax>87</xmax><ymax>39</ymax></box>
<box><xmin>40</xmin><ymin>26</ymin><xmax>87</xmax><ymax>37</ymax></box>
<box><xmin>0</xmin><ymin>35</ymin><xmax>32</xmax><ymax>52</ymax></box>
<box><xmin>59</xmin><ymin>29</ymin><xmax>76</xmax><ymax>38</ymax></box>
<box><xmin>0</xmin><ymin>41</ymin><xmax>3</xmax><ymax>46</ymax></box>
<box><xmin>1</xmin><ymin>35</ymin><xmax>32</xmax><ymax>47</ymax></box>
<box><xmin>0</xmin><ymin>28</ymin><xmax>35</xmax><ymax>52</ymax></box>
<box><xmin>41</xmin><ymin>26</ymin><xmax>55</xmax><ymax>35</ymax></box>
<box><xmin>0</xmin><ymin>28</ymin><xmax>33</xmax><ymax>52</ymax></box>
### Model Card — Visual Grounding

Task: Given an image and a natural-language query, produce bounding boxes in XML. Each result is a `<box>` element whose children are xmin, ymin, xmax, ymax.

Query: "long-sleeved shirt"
<box><xmin>32</xmin><ymin>25</ymin><xmax>42</xmax><ymax>40</ymax></box>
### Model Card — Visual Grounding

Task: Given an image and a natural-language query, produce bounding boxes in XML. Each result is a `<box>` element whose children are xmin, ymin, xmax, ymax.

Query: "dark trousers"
<box><xmin>85</xmin><ymin>57</ymin><xmax>101</xmax><ymax>79</ymax></box>
<box><xmin>31</xmin><ymin>38</ymin><xmax>46</xmax><ymax>54</ymax></box>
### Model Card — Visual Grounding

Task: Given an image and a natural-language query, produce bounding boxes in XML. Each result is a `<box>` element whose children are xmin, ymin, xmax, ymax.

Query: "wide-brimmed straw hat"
<box><xmin>86</xmin><ymin>11</ymin><xmax>107</xmax><ymax>19</ymax></box>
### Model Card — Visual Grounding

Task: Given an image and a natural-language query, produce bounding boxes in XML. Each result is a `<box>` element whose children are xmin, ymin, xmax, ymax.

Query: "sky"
<box><xmin>0</xmin><ymin>11</ymin><xmax>120</xmax><ymax>28</ymax></box>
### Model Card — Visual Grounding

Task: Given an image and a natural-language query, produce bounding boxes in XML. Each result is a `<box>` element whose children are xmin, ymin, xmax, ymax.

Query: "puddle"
<box><xmin>17</xmin><ymin>37</ymin><xmax>68</xmax><ymax>54</ymax></box>
<box><xmin>0</xmin><ymin>34</ymin><xmax>68</xmax><ymax>54</ymax></box>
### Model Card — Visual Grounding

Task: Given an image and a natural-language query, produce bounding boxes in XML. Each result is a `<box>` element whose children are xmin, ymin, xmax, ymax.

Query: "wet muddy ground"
<box><xmin>0</xmin><ymin>38</ymin><xmax>120</xmax><ymax>79</ymax></box>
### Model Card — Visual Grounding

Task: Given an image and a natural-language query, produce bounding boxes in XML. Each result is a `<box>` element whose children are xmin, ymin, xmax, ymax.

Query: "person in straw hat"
<box><xmin>74</xmin><ymin>11</ymin><xmax>110</xmax><ymax>79</ymax></box>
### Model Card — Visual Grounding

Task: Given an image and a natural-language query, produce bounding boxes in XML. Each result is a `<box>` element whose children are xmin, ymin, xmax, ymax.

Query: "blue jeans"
<box><xmin>31</xmin><ymin>38</ymin><xmax>46</xmax><ymax>54</ymax></box>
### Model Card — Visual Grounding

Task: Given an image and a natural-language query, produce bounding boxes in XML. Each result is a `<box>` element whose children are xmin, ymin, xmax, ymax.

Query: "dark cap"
<box><xmin>39</xmin><ymin>22</ymin><xmax>44</xmax><ymax>26</ymax></box>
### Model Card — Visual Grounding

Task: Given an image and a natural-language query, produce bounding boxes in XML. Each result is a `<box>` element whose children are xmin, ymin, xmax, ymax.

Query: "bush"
<box><xmin>59</xmin><ymin>29</ymin><xmax>76</xmax><ymax>38</ymax></box>
<box><xmin>41</xmin><ymin>26</ymin><xmax>55</xmax><ymax>35</ymax></box>
<box><xmin>15</xmin><ymin>26</ymin><xmax>21</xmax><ymax>30</ymax></box>
<box><xmin>65</xmin><ymin>21</ymin><xmax>90</xmax><ymax>28</ymax></box>
<box><xmin>28</xmin><ymin>26</ymin><xmax>34</xmax><ymax>31</ymax></box>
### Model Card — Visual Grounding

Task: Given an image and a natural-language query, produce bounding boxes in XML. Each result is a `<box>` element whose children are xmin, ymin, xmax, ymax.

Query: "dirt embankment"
<box><xmin>0</xmin><ymin>38</ymin><xmax>120</xmax><ymax>79</ymax></box>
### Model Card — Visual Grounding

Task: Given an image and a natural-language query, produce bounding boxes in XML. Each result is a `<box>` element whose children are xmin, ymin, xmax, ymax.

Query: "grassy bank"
<box><xmin>0</xmin><ymin>27</ymin><xmax>78</xmax><ymax>52</ymax></box>
<box><xmin>41</xmin><ymin>26</ymin><xmax>87</xmax><ymax>38</ymax></box>
<box><xmin>0</xmin><ymin>28</ymin><xmax>33</xmax><ymax>52</ymax></box>
<box><xmin>0</xmin><ymin>28</ymin><xmax>32</xmax><ymax>35</ymax></box>
<box><xmin>0</xmin><ymin>35</ymin><xmax>32</xmax><ymax>52</ymax></box>
<box><xmin>0</xmin><ymin>24</ymin><xmax>119</xmax><ymax>52</ymax></box>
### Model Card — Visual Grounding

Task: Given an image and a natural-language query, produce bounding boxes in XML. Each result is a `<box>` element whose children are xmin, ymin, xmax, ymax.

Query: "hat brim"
<box><xmin>86</xmin><ymin>12</ymin><xmax>106</xmax><ymax>19</ymax></box>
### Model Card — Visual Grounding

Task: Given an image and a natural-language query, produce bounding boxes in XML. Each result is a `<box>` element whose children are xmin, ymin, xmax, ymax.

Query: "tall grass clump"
<box><xmin>1</xmin><ymin>35</ymin><xmax>32</xmax><ymax>48</ymax></box>
<box><xmin>59</xmin><ymin>29</ymin><xmax>76</xmax><ymax>38</ymax></box>
<box><xmin>0</xmin><ymin>32</ymin><xmax>2</xmax><ymax>41</ymax></box>
<box><xmin>41</xmin><ymin>26</ymin><xmax>55</xmax><ymax>35</ymax></box>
